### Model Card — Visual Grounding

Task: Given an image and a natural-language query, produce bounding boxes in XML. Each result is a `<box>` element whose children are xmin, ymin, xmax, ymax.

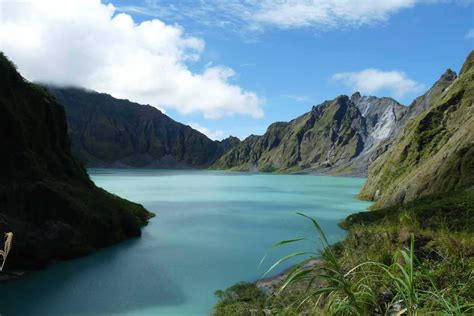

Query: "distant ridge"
<box><xmin>45</xmin><ymin>52</ymin><xmax>473</xmax><ymax>182</ymax></box>
<box><xmin>47</xmin><ymin>87</ymin><xmax>240</xmax><ymax>168</ymax></box>
<box><xmin>212</xmin><ymin>92</ymin><xmax>408</xmax><ymax>176</ymax></box>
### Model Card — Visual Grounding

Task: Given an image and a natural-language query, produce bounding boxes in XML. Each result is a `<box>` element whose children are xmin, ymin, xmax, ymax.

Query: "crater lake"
<box><xmin>0</xmin><ymin>170</ymin><xmax>371</xmax><ymax>315</ymax></box>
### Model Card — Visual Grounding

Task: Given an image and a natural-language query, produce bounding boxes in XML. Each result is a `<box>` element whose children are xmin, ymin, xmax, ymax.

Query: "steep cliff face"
<box><xmin>0</xmin><ymin>53</ymin><xmax>153</xmax><ymax>269</ymax></box>
<box><xmin>359</xmin><ymin>51</ymin><xmax>474</xmax><ymax>209</ymax></box>
<box><xmin>341</xmin><ymin>93</ymin><xmax>408</xmax><ymax>174</ymax></box>
<box><xmin>212</xmin><ymin>94</ymin><xmax>407</xmax><ymax>175</ymax></box>
<box><xmin>47</xmin><ymin>87</ymin><xmax>239</xmax><ymax>168</ymax></box>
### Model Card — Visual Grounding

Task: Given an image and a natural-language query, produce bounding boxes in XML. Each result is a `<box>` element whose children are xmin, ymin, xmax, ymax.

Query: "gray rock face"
<box><xmin>350</xmin><ymin>69</ymin><xmax>459</xmax><ymax>177</ymax></box>
<box><xmin>339</xmin><ymin>93</ymin><xmax>408</xmax><ymax>175</ymax></box>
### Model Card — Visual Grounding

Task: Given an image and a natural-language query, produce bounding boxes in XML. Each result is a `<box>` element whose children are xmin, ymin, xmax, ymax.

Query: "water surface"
<box><xmin>0</xmin><ymin>169</ymin><xmax>371</xmax><ymax>315</ymax></box>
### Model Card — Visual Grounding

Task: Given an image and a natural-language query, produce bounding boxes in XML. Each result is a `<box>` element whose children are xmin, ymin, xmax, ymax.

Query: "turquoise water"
<box><xmin>0</xmin><ymin>169</ymin><xmax>371</xmax><ymax>315</ymax></box>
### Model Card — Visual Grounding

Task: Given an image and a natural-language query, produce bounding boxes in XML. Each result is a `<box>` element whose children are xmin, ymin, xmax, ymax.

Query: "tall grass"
<box><xmin>263</xmin><ymin>213</ymin><xmax>474</xmax><ymax>315</ymax></box>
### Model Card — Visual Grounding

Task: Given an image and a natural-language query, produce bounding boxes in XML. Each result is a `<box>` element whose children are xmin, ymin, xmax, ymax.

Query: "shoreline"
<box><xmin>256</xmin><ymin>259</ymin><xmax>321</xmax><ymax>292</ymax></box>
<box><xmin>88</xmin><ymin>167</ymin><xmax>368</xmax><ymax>179</ymax></box>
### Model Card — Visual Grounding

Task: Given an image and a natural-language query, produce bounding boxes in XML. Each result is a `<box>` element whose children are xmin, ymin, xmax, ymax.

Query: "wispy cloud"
<box><xmin>332</xmin><ymin>69</ymin><xmax>424</xmax><ymax>99</ymax></box>
<box><xmin>116</xmin><ymin>0</ymin><xmax>424</xmax><ymax>37</ymax></box>
<box><xmin>188</xmin><ymin>122</ymin><xmax>225</xmax><ymax>140</ymax></box>
<box><xmin>250</xmin><ymin>0</ymin><xmax>417</xmax><ymax>29</ymax></box>
<box><xmin>240</xmin><ymin>63</ymin><xmax>257</xmax><ymax>67</ymax></box>
<box><xmin>281</xmin><ymin>94</ymin><xmax>312</xmax><ymax>102</ymax></box>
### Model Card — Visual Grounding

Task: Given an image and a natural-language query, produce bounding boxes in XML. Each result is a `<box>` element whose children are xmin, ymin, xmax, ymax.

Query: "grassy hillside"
<box><xmin>0</xmin><ymin>53</ymin><xmax>153</xmax><ymax>269</ymax></box>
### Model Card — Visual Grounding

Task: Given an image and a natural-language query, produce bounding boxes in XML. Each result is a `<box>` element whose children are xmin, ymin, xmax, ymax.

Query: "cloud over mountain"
<box><xmin>0</xmin><ymin>0</ymin><xmax>264</xmax><ymax>119</ymax></box>
<box><xmin>332</xmin><ymin>68</ymin><xmax>424</xmax><ymax>99</ymax></box>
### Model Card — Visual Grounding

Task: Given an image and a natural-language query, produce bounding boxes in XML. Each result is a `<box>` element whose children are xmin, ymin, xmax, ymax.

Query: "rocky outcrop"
<box><xmin>47</xmin><ymin>87</ymin><xmax>239</xmax><ymax>168</ymax></box>
<box><xmin>0</xmin><ymin>53</ymin><xmax>153</xmax><ymax>269</ymax></box>
<box><xmin>212</xmin><ymin>93</ymin><xmax>407</xmax><ymax>176</ymax></box>
<box><xmin>359</xmin><ymin>50</ymin><xmax>474</xmax><ymax>209</ymax></box>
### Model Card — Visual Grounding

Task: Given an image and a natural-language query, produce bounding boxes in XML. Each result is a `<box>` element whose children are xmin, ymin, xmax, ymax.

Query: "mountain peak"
<box><xmin>441</xmin><ymin>68</ymin><xmax>457</xmax><ymax>81</ymax></box>
<box><xmin>350</xmin><ymin>91</ymin><xmax>362</xmax><ymax>102</ymax></box>
<box><xmin>460</xmin><ymin>50</ymin><xmax>474</xmax><ymax>75</ymax></box>
<box><xmin>424</xmin><ymin>67</ymin><xmax>458</xmax><ymax>97</ymax></box>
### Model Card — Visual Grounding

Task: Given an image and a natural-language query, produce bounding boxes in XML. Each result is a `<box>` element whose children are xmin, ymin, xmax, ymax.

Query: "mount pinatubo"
<box><xmin>0</xmin><ymin>50</ymin><xmax>473</xmax><ymax>315</ymax></box>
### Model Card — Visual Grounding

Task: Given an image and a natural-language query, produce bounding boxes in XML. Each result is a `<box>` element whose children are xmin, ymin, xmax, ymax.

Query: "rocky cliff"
<box><xmin>0</xmin><ymin>53</ymin><xmax>153</xmax><ymax>269</ymax></box>
<box><xmin>212</xmin><ymin>93</ymin><xmax>407</xmax><ymax>176</ymax></box>
<box><xmin>47</xmin><ymin>87</ymin><xmax>239</xmax><ymax>168</ymax></box>
<box><xmin>359</xmin><ymin>50</ymin><xmax>474</xmax><ymax>209</ymax></box>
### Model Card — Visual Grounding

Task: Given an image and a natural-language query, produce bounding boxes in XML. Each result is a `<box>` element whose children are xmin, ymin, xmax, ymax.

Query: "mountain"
<box><xmin>212</xmin><ymin>93</ymin><xmax>407</xmax><ymax>176</ymax></box>
<box><xmin>359</xmin><ymin>50</ymin><xmax>474</xmax><ymax>209</ymax></box>
<box><xmin>0</xmin><ymin>53</ymin><xmax>153</xmax><ymax>269</ymax></box>
<box><xmin>47</xmin><ymin>87</ymin><xmax>239</xmax><ymax>168</ymax></box>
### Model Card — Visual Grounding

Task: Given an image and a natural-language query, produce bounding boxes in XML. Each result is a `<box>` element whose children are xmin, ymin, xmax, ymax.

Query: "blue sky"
<box><xmin>111</xmin><ymin>0</ymin><xmax>473</xmax><ymax>139</ymax></box>
<box><xmin>1</xmin><ymin>0</ymin><xmax>473</xmax><ymax>140</ymax></box>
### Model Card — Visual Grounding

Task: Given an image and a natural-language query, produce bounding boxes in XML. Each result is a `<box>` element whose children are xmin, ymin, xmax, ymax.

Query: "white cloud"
<box><xmin>252</xmin><ymin>0</ymin><xmax>416</xmax><ymax>29</ymax></box>
<box><xmin>332</xmin><ymin>69</ymin><xmax>424</xmax><ymax>99</ymax></box>
<box><xmin>0</xmin><ymin>0</ymin><xmax>264</xmax><ymax>119</ymax></box>
<box><xmin>120</xmin><ymin>0</ymin><xmax>419</xmax><ymax>34</ymax></box>
<box><xmin>188</xmin><ymin>122</ymin><xmax>225</xmax><ymax>140</ymax></box>
<box><xmin>466</xmin><ymin>28</ymin><xmax>474</xmax><ymax>39</ymax></box>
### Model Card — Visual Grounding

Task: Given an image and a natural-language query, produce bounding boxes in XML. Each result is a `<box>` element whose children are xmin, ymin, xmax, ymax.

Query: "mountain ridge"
<box><xmin>47</xmin><ymin>86</ymin><xmax>240</xmax><ymax>168</ymax></box>
<box><xmin>212</xmin><ymin>92</ymin><xmax>407</xmax><ymax>176</ymax></box>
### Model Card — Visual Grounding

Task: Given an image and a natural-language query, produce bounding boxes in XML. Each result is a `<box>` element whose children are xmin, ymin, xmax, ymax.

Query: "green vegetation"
<box><xmin>0</xmin><ymin>52</ymin><xmax>153</xmax><ymax>269</ymax></box>
<box><xmin>344</xmin><ymin>187</ymin><xmax>474</xmax><ymax>233</ymax></box>
<box><xmin>214</xmin><ymin>282</ymin><xmax>267</xmax><ymax>316</ymax></box>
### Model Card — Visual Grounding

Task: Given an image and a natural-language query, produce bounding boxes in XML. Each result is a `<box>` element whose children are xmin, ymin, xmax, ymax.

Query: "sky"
<box><xmin>0</xmin><ymin>0</ymin><xmax>473</xmax><ymax>140</ymax></box>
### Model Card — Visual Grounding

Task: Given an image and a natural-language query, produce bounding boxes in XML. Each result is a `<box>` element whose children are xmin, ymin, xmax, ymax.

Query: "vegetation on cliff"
<box><xmin>212</xmin><ymin>94</ymin><xmax>406</xmax><ymax>176</ymax></box>
<box><xmin>0</xmin><ymin>53</ymin><xmax>153</xmax><ymax>269</ymax></box>
<box><xmin>359</xmin><ymin>51</ymin><xmax>474</xmax><ymax>209</ymax></box>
